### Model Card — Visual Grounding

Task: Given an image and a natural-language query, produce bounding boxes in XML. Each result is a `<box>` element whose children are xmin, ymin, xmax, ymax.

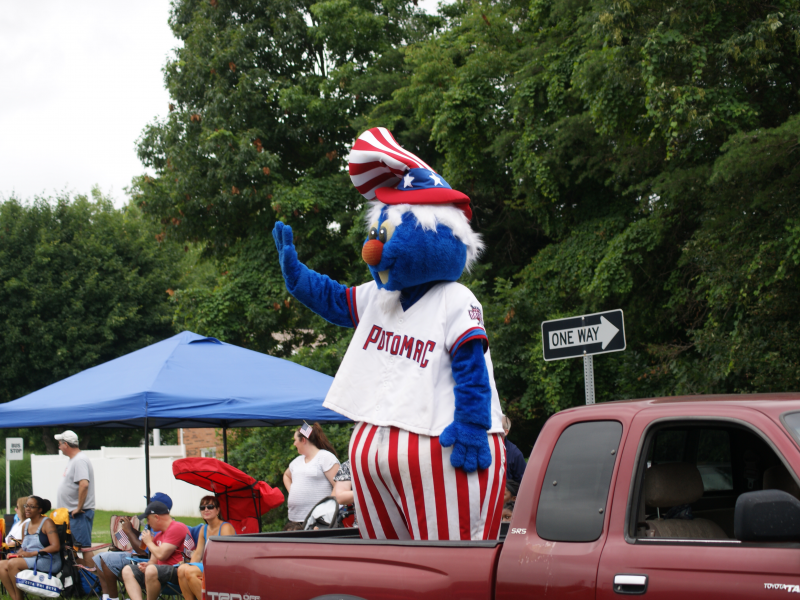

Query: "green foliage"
<box><xmin>138</xmin><ymin>0</ymin><xmax>800</xmax><ymax>453</ymax></box>
<box><xmin>135</xmin><ymin>0</ymin><xmax>441</xmax><ymax>355</ymax></box>
<box><xmin>0</xmin><ymin>191</ymin><xmax>181</xmax><ymax>403</ymax></box>
<box><xmin>0</xmin><ymin>191</ymin><xmax>183</xmax><ymax>450</ymax></box>
<box><xmin>377</xmin><ymin>0</ymin><xmax>800</xmax><ymax>419</ymax></box>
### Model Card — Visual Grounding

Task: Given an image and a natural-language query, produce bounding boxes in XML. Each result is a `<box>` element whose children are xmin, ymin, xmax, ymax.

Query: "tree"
<box><xmin>134</xmin><ymin>0</ymin><xmax>441</xmax><ymax>355</ymax></box>
<box><xmin>370</xmin><ymin>0</ymin><xmax>800</xmax><ymax>419</ymax></box>
<box><xmin>139</xmin><ymin>0</ymin><xmax>800</xmax><ymax>448</ymax></box>
<box><xmin>0</xmin><ymin>190</ymin><xmax>182</xmax><ymax>451</ymax></box>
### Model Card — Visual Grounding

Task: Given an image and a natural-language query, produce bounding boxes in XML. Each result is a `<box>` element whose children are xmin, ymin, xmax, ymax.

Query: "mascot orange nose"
<box><xmin>362</xmin><ymin>240</ymin><xmax>383</xmax><ymax>266</ymax></box>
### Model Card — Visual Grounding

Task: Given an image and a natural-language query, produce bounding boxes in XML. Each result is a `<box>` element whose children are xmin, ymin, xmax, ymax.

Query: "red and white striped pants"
<box><xmin>349</xmin><ymin>422</ymin><xmax>506</xmax><ymax>541</ymax></box>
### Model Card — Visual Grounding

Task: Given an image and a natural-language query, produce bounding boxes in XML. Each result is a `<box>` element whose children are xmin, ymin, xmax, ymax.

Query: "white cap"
<box><xmin>54</xmin><ymin>430</ymin><xmax>79</xmax><ymax>445</ymax></box>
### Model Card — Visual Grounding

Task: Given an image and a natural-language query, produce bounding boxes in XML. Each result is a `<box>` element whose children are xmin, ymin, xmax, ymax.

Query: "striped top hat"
<box><xmin>348</xmin><ymin>127</ymin><xmax>472</xmax><ymax>221</ymax></box>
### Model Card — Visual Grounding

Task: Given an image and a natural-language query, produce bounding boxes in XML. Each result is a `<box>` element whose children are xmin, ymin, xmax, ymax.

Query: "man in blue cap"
<box><xmin>93</xmin><ymin>493</ymin><xmax>174</xmax><ymax>600</ymax></box>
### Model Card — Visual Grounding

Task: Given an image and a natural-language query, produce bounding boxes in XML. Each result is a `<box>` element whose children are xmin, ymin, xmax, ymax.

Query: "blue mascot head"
<box><xmin>350</xmin><ymin>130</ymin><xmax>484</xmax><ymax>293</ymax></box>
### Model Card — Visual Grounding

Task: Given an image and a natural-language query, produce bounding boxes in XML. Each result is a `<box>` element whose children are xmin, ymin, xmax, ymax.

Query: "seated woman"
<box><xmin>177</xmin><ymin>496</ymin><xmax>236</xmax><ymax>600</ymax></box>
<box><xmin>0</xmin><ymin>496</ymin><xmax>60</xmax><ymax>600</ymax></box>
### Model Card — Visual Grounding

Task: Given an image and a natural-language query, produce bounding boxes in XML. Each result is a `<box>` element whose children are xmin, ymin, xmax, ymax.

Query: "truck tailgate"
<box><xmin>205</xmin><ymin>530</ymin><xmax>503</xmax><ymax>600</ymax></box>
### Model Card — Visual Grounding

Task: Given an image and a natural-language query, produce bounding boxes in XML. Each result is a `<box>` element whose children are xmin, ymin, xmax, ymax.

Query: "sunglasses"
<box><xmin>24</xmin><ymin>504</ymin><xmax>39</xmax><ymax>510</ymax></box>
<box><xmin>199</xmin><ymin>504</ymin><xmax>217</xmax><ymax>511</ymax></box>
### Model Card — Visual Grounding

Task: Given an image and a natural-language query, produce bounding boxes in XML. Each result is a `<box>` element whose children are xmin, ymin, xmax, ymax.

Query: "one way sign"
<box><xmin>542</xmin><ymin>310</ymin><xmax>626</xmax><ymax>361</ymax></box>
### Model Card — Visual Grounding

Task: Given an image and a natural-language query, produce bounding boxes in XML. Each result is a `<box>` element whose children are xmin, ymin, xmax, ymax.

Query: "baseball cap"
<box><xmin>143</xmin><ymin>492</ymin><xmax>173</xmax><ymax>511</ymax></box>
<box><xmin>54</xmin><ymin>430</ymin><xmax>79</xmax><ymax>445</ymax></box>
<box><xmin>137</xmin><ymin>501</ymin><xmax>170</xmax><ymax>519</ymax></box>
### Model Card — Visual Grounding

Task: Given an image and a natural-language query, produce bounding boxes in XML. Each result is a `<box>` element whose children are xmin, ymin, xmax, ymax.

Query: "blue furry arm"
<box><xmin>272</xmin><ymin>221</ymin><xmax>353</xmax><ymax>328</ymax></box>
<box><xmin>439</xmin><ymin>338</ymin><xmax>492</xmax><ymax>472</ymax></box>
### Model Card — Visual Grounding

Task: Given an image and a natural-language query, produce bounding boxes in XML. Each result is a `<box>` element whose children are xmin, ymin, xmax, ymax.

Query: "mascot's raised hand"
<box><xmin>272</xmin><ymin>222</ymin><xmax>301</xmax><ymax>289</ymax></box>
<box><xmin>272</xmin><ymin>127</ymin><xmax>506</xmax><ymax>541</ymax></box>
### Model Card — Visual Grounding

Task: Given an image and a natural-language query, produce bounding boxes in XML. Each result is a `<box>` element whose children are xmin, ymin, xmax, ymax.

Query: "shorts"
<box><xmin>93</xmin><ymin>551</ymin><xmax>132</xmax><ymax>578</ymax></box>
<box><xmin>188</xmin><ymin>562</ymin><xmax>204</xmax><ymax>573</ymax></box>
<box><xmin>70</xmin><ymin>510</ymin><xmax>95</xmax><ymax>548</ymax></box>
<box><xmin>23</xmin><ymin>553</ymin><xmax>62</xmax><ymax>574</ymax></box>
<box><xmin>130</xmin><ymin>564</ymin><xmax>178</xmax><ymax>589</ymax></box>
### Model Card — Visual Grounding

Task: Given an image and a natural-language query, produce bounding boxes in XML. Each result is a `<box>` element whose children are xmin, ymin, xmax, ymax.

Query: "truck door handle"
<box><xmin>614</xmin><ymin>574</ymin><xmax>648</xmax><ymax>595</ymax></box>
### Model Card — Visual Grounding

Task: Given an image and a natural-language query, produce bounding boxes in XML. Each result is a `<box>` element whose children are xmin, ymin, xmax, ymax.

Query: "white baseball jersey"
<box><xmin>323</xmin><ymin>280</ymin><xmax>504</xmax><ymax>437</ymax></box>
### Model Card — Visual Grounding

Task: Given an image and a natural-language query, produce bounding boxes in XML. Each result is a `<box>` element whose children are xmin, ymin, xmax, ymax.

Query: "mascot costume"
<box><xmin>273</xmin><ymin>127</ymin><xmax>506</xmax><ymax>540</ymax></box>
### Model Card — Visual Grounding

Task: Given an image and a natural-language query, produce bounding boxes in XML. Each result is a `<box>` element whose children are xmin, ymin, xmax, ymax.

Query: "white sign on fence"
<box><xmin>6</xmin><ymin>438</ymin><xmax>23</xmax><ymax>461</ymax></box>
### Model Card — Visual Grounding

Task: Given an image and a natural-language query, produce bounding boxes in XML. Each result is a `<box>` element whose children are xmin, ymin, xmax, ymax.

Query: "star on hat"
<box><xmin>348</xmin><ymin>127</ymin><xmax>472</xmax><ymax>221</ymax></box>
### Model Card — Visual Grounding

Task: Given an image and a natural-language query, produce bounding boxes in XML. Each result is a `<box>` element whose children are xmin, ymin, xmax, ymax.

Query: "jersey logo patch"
<box><xmin>468</xmin><ymin>305</ymin><xmax>484</xmax><ymax>327</ymax></box>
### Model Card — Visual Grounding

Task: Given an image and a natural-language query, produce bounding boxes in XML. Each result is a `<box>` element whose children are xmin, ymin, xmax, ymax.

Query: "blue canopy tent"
<box><xmin>0</xmin><ymin>330</ymin><xmax>347</xmax><ymax>496</ymax></box>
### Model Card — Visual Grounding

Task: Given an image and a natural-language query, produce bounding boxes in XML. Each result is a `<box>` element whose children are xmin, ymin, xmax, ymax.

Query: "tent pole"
<box><xmin>144</xmin><ymin>417</ymin><xmax>151</xmax><ymax>500</ymax></box>
<box><xmin>223</xmin><ymin>426</ymin><xmax>228</xmax><ymax>463</ymax></box>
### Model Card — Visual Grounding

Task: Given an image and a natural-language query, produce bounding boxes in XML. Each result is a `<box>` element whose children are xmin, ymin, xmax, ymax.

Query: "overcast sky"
<box><xmin>1</xmin><ymin>0</ymin><xmax>179</xmax><ymax>206</ymax></box>
<box><xmin>1</xmin><ymin>1</ymin><xmax>440</xmax><ymax>208</ymax></box>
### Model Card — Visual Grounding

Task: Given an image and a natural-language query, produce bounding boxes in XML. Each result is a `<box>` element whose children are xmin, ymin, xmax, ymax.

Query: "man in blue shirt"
<box><xmin>503</xmin><ymin>416</ymin><xmax>527</xmax><ymax>485</ymax></box>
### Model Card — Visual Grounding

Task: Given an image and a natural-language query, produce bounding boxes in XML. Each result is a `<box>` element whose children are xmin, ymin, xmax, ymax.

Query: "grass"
<box><xmin>91</xmin><ymin>510</ymin><xmax>206</xmax><ymax>545</ymax></box>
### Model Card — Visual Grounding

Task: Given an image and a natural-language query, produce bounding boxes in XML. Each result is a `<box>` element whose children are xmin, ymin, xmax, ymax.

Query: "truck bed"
<box><xmin>206</xmin><ymin>525</ymin><xmax>508</xmax><ymax>600</ymax></box>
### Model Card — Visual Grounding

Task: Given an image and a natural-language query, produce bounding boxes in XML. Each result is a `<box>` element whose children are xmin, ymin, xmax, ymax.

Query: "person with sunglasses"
<box><xmin>177</xmin><ymin>496</ymin><xmax>236</xmax><ymax>600</ymax></box>
<box><xmin>0</xmin><ymin>496</ymin><xmax>60</xmax><ymax>600</ymax></box>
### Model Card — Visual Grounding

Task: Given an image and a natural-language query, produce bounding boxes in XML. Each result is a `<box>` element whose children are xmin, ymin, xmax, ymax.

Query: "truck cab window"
<box><xmin>537</xmin><ymin>420</ymin><xmax>622</xmax><ymax>542</ymax></box>
<box><xmin>633</xmin><ymin>422</ymin><xmax>793</xmax><ymax>542</ymax></box>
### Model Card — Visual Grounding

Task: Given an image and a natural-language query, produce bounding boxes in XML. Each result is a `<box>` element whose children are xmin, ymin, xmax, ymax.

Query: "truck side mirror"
<box><xmin>735</xmin><ymin>489</ymin><xmax>800</xmax><ymax>542</ymax></box>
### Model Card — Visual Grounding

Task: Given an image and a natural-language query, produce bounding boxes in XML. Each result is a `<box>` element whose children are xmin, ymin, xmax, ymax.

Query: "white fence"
<box><xmin>31</xmin><ymin>446</ymin><xmax>208</xmax><ymax>517</ymax></box>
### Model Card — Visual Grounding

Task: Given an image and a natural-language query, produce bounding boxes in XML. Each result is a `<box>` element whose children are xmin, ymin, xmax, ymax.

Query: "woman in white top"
<box><xmin>283</xmin><ymin>423</ymin><xmax>340</xmax><ymax>529</ymax></box>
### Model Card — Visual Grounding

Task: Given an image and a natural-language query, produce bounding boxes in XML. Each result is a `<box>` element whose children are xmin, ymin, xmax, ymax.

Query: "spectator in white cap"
<box><xmin>55</xmin><ymin>429</ymin><xmax>95</xmax><ymax>566</ymax></box>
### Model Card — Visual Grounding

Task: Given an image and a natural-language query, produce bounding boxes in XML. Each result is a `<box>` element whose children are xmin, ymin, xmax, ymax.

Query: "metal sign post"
<box><xmin>584</xmin><ymin>354</ymin><xmax>595</xmax><ymax>405</ymax></box>
<box><xmin>541</xmin><ymin>310</ymin><xmax>626</xmax><ymax>405</ymax></box>
<box><xmin>5</xmin><ymin>437</ymin><xmax>23</xmax><ymax>513</ymax></box>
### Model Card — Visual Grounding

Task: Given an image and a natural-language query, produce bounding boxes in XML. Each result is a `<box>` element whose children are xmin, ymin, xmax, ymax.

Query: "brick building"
<box><xmin>180</xmin><ymin>428</ymin><xmax>224</xmax><ymax>458</ymax></box>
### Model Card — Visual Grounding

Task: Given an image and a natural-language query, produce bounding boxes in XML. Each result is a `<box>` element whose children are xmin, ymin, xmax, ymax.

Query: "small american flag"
<box><xmin>115</xmin><ymin>529</ymin><xmax>130</xmax><ymax>549</ymax></box>
<box><xmin>300</xmin><ymin>423</ymin><xmax>313</xmax><ymax>438</ymax></box>
<box><xmin>183</xmin><ymin>533</ymin><xmax>196</xmax><ymax>556</ymax></box>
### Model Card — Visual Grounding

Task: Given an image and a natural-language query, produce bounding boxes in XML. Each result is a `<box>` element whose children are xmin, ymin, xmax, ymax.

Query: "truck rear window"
<box><xmin>782</xmin><ymin>412</ymin><xmax>800</xmax><ymax>446</ymax></box>
<box><xmin>536</xmin><ymin>420</ymin><xmax>622</xmax><ymax>542</ymax></box>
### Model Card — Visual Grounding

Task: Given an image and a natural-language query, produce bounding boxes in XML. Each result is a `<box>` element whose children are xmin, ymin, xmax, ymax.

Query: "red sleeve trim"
<box><xmin>450</xmin><ymin>327</ymin><xmax>489</xmax><ymax>357</ymax></box>
<box><xmin>346</xmin><ymin>287</ymin><xmax>359</xmax><ymax>327</ymax></box>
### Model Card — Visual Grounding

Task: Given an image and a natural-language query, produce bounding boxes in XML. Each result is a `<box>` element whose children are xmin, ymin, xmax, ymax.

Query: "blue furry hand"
<box><xmin>272</xmin><ymin>221</ymin><xmax>302</xmax><ymax>289</ymax></box>
<box><xmin>440</xmin><ymin>421</ymin><xmax>492</xmax><ymax>473</ymax></box>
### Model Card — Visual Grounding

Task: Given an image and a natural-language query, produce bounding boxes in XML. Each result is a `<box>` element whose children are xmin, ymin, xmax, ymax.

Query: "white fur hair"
<box><xmin>365</xmin><ymin>202</ymin><xmax>485</xmax><ymax>271</ymax></box>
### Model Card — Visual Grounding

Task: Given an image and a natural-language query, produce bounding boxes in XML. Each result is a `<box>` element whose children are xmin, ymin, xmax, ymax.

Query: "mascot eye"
<box><xmin>379</xmin><ymin>221</ymin><xmax>396</xmax><ymax>243</ymax></box>
<box><xmin>368</xmin><ymin>221</ymin><xmax>379</xmax><ymax>241</ymax></box>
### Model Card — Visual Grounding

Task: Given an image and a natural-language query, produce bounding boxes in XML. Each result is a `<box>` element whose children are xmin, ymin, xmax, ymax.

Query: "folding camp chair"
<box><xmin>172</xmin><ymin>457</ymin><xmax>284</xmax><ymax>534</ymax></box>
<box><xmin>121</xmin><ymin>522</ymin><xmax>201</xmax><ymax>600</ymax></box>
<box><xmin>125</xmin><ymin>557</ymin><xmax>183</xmax><ymax>599</ymax></box>
<box><xmin>52</xmin><ymin>508</ymin><xmax>103</xmax><ymax>599</ymax></box>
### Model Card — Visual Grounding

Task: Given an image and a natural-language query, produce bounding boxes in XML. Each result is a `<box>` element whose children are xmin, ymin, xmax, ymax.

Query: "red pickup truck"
<box><xmin>204</xmin><ymin>393</ymin><xmax>800</xmax><ymax>599</ymax></box>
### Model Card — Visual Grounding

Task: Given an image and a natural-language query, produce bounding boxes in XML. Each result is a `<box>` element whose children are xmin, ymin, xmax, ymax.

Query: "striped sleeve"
<box><xmin>344</xmin><ymin>281</ymin><xmax>379</xmax><ymax>328</ymax></box>
<box><xmin>450</xmin><ymin>327</ymin><xmax>489</xmax><ymax>358</ymax></box>
<box><xmin>345</xmin><ymin>286</ymin><xmax>360</xmax><ymax>327</ymax></box>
